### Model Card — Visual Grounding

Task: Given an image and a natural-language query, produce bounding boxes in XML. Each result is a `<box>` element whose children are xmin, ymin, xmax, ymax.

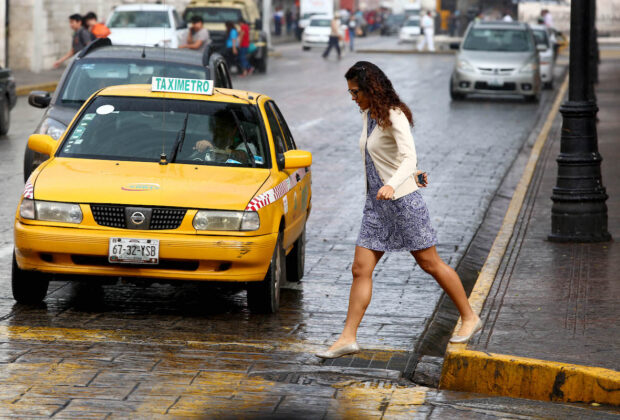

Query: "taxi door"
<box><xmin>264</xmin><ymin>101</ymin><xmax>298</xmax><ymax>251</ymax></box>
<box><xmin>267</xmin><ymin>101</ymin><xmax>308</xmax><ymax>250</ymax></box>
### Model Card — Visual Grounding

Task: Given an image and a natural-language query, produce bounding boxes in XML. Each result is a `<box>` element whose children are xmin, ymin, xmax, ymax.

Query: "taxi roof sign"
<box><xmin>152</xmin><ymin>77</ymin><xmax>214</xmax><ymax>95</ymax></box>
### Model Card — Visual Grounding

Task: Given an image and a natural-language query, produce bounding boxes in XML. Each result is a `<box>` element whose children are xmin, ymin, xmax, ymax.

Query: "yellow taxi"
<box><xmin>13</xmin><ymin>77</ymin><xmax>312</xmax><ymax>313</ymax></box>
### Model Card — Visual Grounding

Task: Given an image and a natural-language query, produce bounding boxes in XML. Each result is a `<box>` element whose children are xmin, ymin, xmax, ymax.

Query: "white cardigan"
<box><xmin>359</xmin><ymin>108</ymin><xmax>419</xmax><ymax>200</ymax></box>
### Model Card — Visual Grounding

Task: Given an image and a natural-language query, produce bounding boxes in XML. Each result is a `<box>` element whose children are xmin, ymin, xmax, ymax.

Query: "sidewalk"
<box><xmin>440</xmin><ymin>55</ymin><xmax>620</xmax><ymax>404</ymax></box>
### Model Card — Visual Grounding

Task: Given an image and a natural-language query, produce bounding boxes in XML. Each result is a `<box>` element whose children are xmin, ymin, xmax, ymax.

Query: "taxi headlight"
<box><xmin>457</xmin><ymin>59</ymin><xmax>475</xmax><ymax>73</ymax></box>
<box><xmin>39</xmin><ymin>117</ymin><xmax>67</xmax><ymax>140</ymax></box>
<box><xmin>20</xmin><ymin>199</ymin><xmax>83</xmax><ymax>223</ymax></box>
<box><xmin>193</xmin><ymin>210</ymin><xmax>260</xmax><ymax>231</ymax></box>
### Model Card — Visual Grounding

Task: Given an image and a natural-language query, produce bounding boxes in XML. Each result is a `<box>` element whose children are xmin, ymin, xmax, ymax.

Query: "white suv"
<box><xmin>106</xmin><ymin>4</ymin><xmax>186</xmax><ymax>48</ymax></box>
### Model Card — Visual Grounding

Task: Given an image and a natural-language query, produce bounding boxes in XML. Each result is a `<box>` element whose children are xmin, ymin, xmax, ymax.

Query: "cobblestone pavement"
<box><xmin>0</xmin><ymin>38</ymin><xmax>609</xmax><ymax>418</ymax></box>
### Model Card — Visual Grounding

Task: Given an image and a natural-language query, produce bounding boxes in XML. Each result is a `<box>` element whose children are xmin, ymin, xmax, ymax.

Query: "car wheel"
<box><xmin>302</xmin><ymin>46</ymin><xmax>310</xmax><ymax>51</ymax></box>
<box><xmin>247</xmin><ymin>232</ymin><xmax>285</xmax><ymax>313</ymax></box>
<box><xmin>0</xmin><ymin>97</ymin><xmax>10</xmax><ymax>136</ymax></box>
<box><xmin>450</xmin><ymin>78</ymin><xmax>465</xmax><ymax>101</ymax></box>
<box><xmin>544</xmin><ymin>80</ymin><xmax>554</xmax><ymax>90</ymax></box>
<box><xmin>12</xmin><ymin>252</ymin><xmax>49</xmax><ymax>304</ymax></box>
<box><xmin>524</xmin><ymin>92</ymin><xmax>540</xmax><ymax>103</ymax></box>
<box><xmin>286</xmin><ymin>227</ymin><xmax>305</xmax><ymax>283</ymax></box>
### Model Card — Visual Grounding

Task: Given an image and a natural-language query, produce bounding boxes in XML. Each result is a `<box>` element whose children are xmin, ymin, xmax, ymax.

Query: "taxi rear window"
<box><xmin>57</xmin><ymin>96</ymin><xmax>268</xmax><ymax>168</ymax></box>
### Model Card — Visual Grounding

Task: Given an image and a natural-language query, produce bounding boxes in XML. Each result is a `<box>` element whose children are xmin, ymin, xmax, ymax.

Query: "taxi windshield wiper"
<box><xmin>167</xmin><ymin>112</ymin><xmax>190</xmax><ymax>164</ymax></box>
<box><xmin>230</xmin><ymin>109</ymin><xmax>256</xmax><ymax>168</ymax></box>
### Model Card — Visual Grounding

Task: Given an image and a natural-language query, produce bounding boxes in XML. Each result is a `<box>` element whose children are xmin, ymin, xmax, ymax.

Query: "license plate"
<box><xmin>489</xmin><ymin>79</ymin><xmax>504</xmax><ymax>87</ymax></box>
<box><xmin>108</xmin><ymin>238</ymin><xmax>159</xmax><ymax>264</ymax></box>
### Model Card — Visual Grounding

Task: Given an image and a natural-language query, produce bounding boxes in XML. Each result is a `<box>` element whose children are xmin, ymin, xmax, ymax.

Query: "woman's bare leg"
<box><xmin>411</xmin><ymin>246</ymin><xmax>479</xmax><ymax>336</ymax></box>
<box><xmin>328</xmin><ymin>246</ymin><xmax>384</xmax><ymax>350</ymax></box>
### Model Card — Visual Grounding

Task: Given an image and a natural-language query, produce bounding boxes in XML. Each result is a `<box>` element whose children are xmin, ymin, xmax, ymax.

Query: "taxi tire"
<box><xmin>11</xmin><ymin>252</ymin><xmax>49</xmax><ymax>304</ymax></box>
<box><xmin>247</xmin><ymin>232</ymin><xmax>285</xmax><ymax>313</ymax></box>
<box><xmin>286</xmin><ymin>227</ymin><xmax>305</xmax><ymax>283</ymax></box>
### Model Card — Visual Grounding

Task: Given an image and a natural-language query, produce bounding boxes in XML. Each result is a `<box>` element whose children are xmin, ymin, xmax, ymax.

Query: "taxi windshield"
<box><xmin>57</xmin><ymin>96</ymin><xmax>268</xmax><ymax>168</ymax></box>
<box><xmin>59</xmin><ymin>60</ymin><xmax>208</xmax><ymax>108</ymax></box>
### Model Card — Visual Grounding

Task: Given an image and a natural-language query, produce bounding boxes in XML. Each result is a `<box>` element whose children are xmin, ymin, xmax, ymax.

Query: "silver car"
<box><xmin>450</xmin><ymin>21</ymin><xmax>543</xmax><ymax>102</ymax></box>
<box><xmin>530</xmin><ymin>24</ymin><xmax>556</xmax><ymax>89</ymax></box>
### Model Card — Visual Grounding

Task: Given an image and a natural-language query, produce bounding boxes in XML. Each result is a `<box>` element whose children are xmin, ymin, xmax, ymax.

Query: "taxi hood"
<box><xmin>33</xmin><ymin>159</ymin><xmax>270</xmax><ymax>211</ymax></box>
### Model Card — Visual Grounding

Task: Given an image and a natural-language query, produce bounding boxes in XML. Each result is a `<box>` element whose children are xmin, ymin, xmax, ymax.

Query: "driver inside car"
<box><xmin>192</xmin><ymin>112</ymin><xmax>257</xmax><ymax>164</ymax></box>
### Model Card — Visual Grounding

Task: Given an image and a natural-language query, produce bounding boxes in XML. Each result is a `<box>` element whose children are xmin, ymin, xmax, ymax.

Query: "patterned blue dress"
<box><xmin>356</xmin><ymin>115</ymin><xmax>438</xmax><ymax>252</ymax></box>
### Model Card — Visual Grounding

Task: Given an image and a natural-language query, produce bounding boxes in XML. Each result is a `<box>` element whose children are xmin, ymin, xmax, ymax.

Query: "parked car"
<box><xmin>16</xmin><ymin>81</ymin><xmax>312</xmax><ymax>313</ymax></box>
<box><xmin>398</xmin><ymin>17</ymin><xmax>421</xmax><ymax>43</ymax></box>
<box><xmin>0</xmin><ymin>66</ymin><xmax>16</xmax><ymax>135</ymax></box>
<box><xmin>301</xmin><ymin>15</ymin><xmax>345</xmax><ymax>51</ymax></box>
<box><xmin>450</xmin><ymin>21</ymin><xmax>542</xmax><ymax>102</ymax></box>
<box><xmin>381</xmin><ymin>14</ymin><xmax>406</xmax><ymax>36</ymax></box>
<box><xmin>106</xmin><ymin>3</ymin><xmax>186</xmax><ymax>48</ymax></box>
<box><xmin>25</xmin><ymin>38</ymin><xmax>232</xmax><ymax>182</ymax></box>
<box><xmin>530</xmin><ymin>23</ymin><xmax>556</xmax><ymax>89</ymax></box>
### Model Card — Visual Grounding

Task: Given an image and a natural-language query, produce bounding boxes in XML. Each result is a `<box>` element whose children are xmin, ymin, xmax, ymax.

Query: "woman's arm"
<box><xmin>385</xmin><ymin>108</ymin><xmax>417</xmax><ymax>191</ymax></box>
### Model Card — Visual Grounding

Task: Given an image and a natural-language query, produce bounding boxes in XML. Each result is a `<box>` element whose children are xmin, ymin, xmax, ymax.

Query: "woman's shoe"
<box><xmin>449</xmin><ymin>319</ymin><xmax>483</xmax><ymax>343</ymax></box>
<box><xmin>315</xmin><ymin>342</ymin><xmax>360</xmax><ymax>359</ymax></box>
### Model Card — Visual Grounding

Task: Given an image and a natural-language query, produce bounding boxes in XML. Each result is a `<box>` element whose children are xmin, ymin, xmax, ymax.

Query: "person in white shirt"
<box><xmin>502</xmin><ymin>12</ymin><xmax>513</xmax><ymax>22</ymax></box>
<box><xmin>417</xmin><ymin>11</ymin><xmax>435</xmax><ymax>52</ymax></box>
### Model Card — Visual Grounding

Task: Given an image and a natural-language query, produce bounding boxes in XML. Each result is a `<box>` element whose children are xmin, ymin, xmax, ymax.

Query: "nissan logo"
<box><xmin>131</xmin><ymin>211</ymin><xmax>146</xmax><ymax>225</ymax></box>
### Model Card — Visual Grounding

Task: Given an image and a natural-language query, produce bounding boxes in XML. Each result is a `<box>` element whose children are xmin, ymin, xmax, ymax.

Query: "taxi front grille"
<box><xmin>91</xmin><ymin>205</ymin><xmax>187</xmax><ymax>230</ymax></box>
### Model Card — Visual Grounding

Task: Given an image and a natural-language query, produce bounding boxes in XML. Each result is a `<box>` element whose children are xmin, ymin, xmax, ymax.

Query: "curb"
<box><xmin>16</xmin><ymin>82</ymin><xmax>57</xmax><ymax>96</ymax></box>
<box><xmin>439</xmin><ymin>74</ymin><xmax>620</xmax><ymax>406</ymax></box>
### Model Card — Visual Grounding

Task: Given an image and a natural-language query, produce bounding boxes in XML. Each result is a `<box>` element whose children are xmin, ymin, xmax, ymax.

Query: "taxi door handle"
<box><xmin>295</xmin><ymin>173</ymin><xmax>301</xmax><ymax>182</ymax></box>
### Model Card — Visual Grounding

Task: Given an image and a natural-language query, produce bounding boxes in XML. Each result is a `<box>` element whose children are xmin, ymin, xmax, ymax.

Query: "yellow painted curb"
<box><xmin>441</xmin><ymin>350</ymin><xmax>620</xmax><ymax>405</ymax></box>
<box><xmin>437</xmin><ymin>74</ymin><xmax>620</xmax><ymax>405</ymax></box>
<box><xmin>16</xmin><ymin>82</ymin><xmax>58</xmax><ymax>96</ymax></box>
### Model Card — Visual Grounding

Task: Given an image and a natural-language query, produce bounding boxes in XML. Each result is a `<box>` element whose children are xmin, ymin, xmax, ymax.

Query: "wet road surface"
<box><xmin>1</xmin><ymin>37</ymin><xmax>614</xmax><ymax>418</ymax></box>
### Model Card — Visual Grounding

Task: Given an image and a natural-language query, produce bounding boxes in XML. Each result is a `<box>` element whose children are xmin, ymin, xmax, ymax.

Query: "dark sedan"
<box><xmin>25</xmin><ymin>38</ymin><xmax>232</xmax><ymax>182</ymax></box>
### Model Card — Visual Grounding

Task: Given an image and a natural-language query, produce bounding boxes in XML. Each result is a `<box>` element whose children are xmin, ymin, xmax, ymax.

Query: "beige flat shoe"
<box><xmin>315</xmin><ymin>342</ymin><xmax>360</xmax><ymax>359</ymax></box>
<box><xmin>449</xmin><ymin>319</ymin><xmax>483</xmax><ymax>343</ymax></box>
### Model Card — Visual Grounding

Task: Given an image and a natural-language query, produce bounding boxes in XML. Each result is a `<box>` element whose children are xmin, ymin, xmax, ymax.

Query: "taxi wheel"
<box><xmin>11</xmin><ymin>252</ymin><xmax>49</xmax><ymax>304</ymax></box>
<box><xmin>286</xmin><ymin>227</ymin><xmax>305</xmax><ymax>283</ymax></box>
<box><xmin>247</xmin><ymin>232</ymin><xmax>285</xmax><ymax>313</ymax></box>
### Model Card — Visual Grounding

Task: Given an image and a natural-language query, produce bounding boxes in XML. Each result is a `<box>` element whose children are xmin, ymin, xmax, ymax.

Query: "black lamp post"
<box><xmin>549</xmin><ymin>0</ymin><xmax>611</xmax><ymax>242</ymax></box>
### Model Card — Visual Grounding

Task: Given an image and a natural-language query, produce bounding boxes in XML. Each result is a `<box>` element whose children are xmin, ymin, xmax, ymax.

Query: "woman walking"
<box><xmin>316</xmin><ymin>62</ymin><xmax>482</xmax><ymax>359</ymax></box>
<box><xmin>224</xmin><ymin>21</ymin><xmax>239</xmax><ymax>72</ymax></box>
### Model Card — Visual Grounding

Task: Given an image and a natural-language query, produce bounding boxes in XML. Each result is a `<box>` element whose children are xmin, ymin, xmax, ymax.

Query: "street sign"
<box><xmin>151</xmin><ymin>77</ymin><xmax>214</xmax><ymax>95</ymax></box>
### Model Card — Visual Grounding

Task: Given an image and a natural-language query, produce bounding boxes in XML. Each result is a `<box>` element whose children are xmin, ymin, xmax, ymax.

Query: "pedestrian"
<box><xmin>285</xmin><ymin>9</ymin><xmax>293</xmax><ymax>35</ymax></box>
<box><xmin>224</xmin><ymin>21</ymin><xmax>240</xmax><ymax>72</ymax></box>
<box><xmin>501</xmin><ymin>10</ymin><xmax>513</xmax><ymax>22</ymax></box>
<box><xmin>417</xmin><ymin>11</ymin><xmax>435</xmax><ymax>52</ymax></box>
<box><xmin>179</xmin><ymin>15</ymin><xmax>210</xmax><ymax>51</ymax></box>
<box><xmin>274</xmin><ymin>8</ymin><xmax>283</xmax><ymax>36</ymax></box>
<box><xmin>322</xmin><ymin>15</ymin><xmax>342</xmax><ymax>60</ymax></box>
<box><xmin>347</xmin><ymin>15</ymin><xmax>357</xmax><ymax>51</ymax></box>
<box><xmin>84</xmin><ymin>11</ymin><xmax>110</xmax><ymax>38</ymax></box>
<box><xmin>315</xmin><ymin>61</ymin><xmax>481</xmax><ymax>359</ymax></box>
<box><xmin>53</xmin><ymin>14</ymin><xmax>95</xmax><ymax>68</ymax></box>
<box><xmin>542</xmin><ymin>9</ymin><xmax>554</xmax><ymax>29</ymax></box>
<box><xmin>238</xmin><ymin>18</ymin><xmax>253</xmax><ymax>76</ymax></box>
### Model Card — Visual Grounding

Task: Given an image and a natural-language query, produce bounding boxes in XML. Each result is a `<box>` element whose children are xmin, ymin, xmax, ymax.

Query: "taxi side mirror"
<box><xmin>28</xmin><ymin>134</ymin><xmax>56</xmax><ymax>156</ymax></box>
<box><xmin>283</xmin><ymin>150</ymin><xmax>312</xmax><ymax>169</ymax></box>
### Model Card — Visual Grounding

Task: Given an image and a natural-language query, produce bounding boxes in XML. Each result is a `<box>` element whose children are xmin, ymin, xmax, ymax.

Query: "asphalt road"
<box><xmin>0</xmin><ymin>37</ymin><xmax>608</xmax><ymax>418</ymax></box>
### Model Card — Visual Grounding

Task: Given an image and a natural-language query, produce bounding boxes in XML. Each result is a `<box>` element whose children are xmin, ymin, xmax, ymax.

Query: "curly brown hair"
<box><xmin>345</xmin><ymin>61</ymin><xmax>413</xmax><ymax>129</ymax></box>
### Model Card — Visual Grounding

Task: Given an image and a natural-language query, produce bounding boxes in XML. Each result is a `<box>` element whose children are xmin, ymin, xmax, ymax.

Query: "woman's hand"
<box><xmin>376</xmin><ymin>185</ymin><xmax>394</xmax><ymax>200</ymax></box>
<box><xmin>194</xmin><ymin>140</ymin><xmax>214</xmax><ymax>153</ymax></box>
<box><xmin>416</xmin><ymin>170</ymin><xmax>428</xmax><ymax>187</ymax></box>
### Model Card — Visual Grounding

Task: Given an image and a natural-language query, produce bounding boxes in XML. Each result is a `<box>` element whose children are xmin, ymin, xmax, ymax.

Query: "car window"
<box><xmin>184</xmin><ymin>8</ymin><xmax>243</xmax><ymax>24</ymax></box>
<box><xmin>310</xmin><ymin>19</ymin><xmax>332</xmax><ymax>27</ymax></box>
<box><xmin>59</xmin><ymin>60</ymin><xmax>207</xmax><ymax>107</ymax></box>
<box><xmin>264</xmin><ymin>103</ymin><xmax>287</xmax><ymax>155</ymax></box>
<box><xmin>405</xmin><ymin>19</ymin><xmax>420</xmax><ymax>26</ymax></box>
<box><xmin>269</xmin><ymin>102</ymin><xmax>296</xmax><ymax>150</ymax></box>
<box><xmin>58</xmin><ymin>97</ymin><xmax>268</xmax><ymax>168</ymax></box>
<box><xmin>532</xmin><ymin>30</ymin><xmax>549</xmax><ymax>47</ymax></box>
<box><xmin>173</xmin><ymin>10</ymin><xmax>185</xmax><ymax>29</ymax></box>
<box><xmin>108</xmin><ymin>11</ymin><xmax>171</xmax><ymax>28</ymax></box>
<box><xmin>463</xmin><ymin>28</ymin><xmax>533</xmax><ymax>52</ymax></box>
